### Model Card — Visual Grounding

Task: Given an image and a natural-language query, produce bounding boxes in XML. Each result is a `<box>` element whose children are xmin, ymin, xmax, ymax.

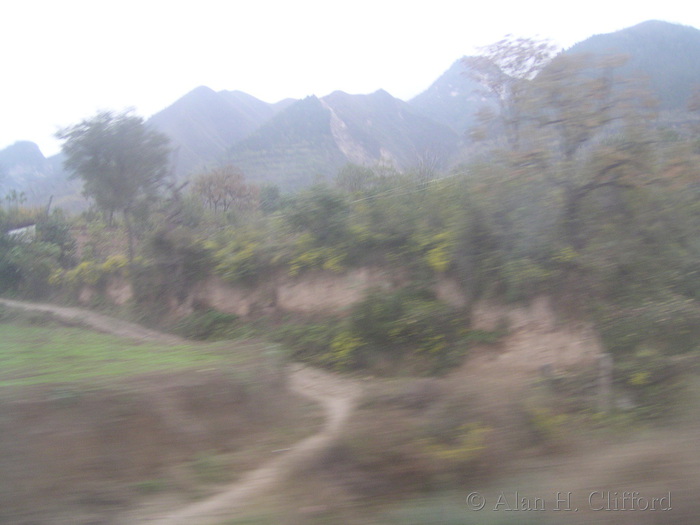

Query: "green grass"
<box><xmin>0</xmin><ymin>321</ymin><xmax>271</xmax><ymax>387</ymax></box>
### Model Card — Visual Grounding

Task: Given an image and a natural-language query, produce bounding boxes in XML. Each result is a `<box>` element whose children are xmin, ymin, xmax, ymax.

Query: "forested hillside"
<box><xmin>568</xmin><ymin>20</ymin><xmax>700</xmax><ymax>110</ymax></box>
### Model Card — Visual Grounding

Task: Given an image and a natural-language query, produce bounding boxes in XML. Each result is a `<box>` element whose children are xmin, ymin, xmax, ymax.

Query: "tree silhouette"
<box><xmin>57</xmin><ymin>110</ymin><xmax>171</xmax><ymax>261</ymax></box>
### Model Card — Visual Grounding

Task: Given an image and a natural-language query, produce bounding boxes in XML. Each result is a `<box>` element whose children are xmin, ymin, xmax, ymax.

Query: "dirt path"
<box><xmin>0</xmin><ymin>298</ymin><xmax>360</xmax><ymax>525</ymax></box>
<box><xmin>132</xmin><ymin>364</ymin><xmax>359</xmax><ymax>525</ymax></box>
<box><xmin>0</xmin><ymin>298</ymin><xmax>184</xmax><ymax>344</ymax></box>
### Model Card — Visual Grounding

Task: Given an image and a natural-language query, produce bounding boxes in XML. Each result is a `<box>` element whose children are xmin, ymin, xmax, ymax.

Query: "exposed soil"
<box><xmin>124</xmin><ymin>365</ymin><xmax>360</xmax><ymax>525</ymax></box>
<box><xmin>0</xmin><ymin>298</ymin><xmax>360</xmax><ymax>525</ymax></box>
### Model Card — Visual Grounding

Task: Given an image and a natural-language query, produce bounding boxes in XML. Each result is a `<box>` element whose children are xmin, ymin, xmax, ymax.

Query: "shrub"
<box><xmin>419</xmin><ymin>422</ymin><xmax>493</xmax><ymax>465</ymax></box>
<box><xmin>50</xmin><ymin>255</ymin><xmax>129</xmax><ymax>289</ymax></box>
<box><xmin>287</xmin><ymin>233</ymin><xmax>347</xmax><ymax>276</ymax></box>
<box><xmin>272</xmin><ymin>288</ymin><xmax>471</xmax><ymax>374</ymax></box>
<box><xmin>2</xmin><ymin>240</ymin><xmax>62</xmax><ymax>298</ymax></box>
<box><xmin>173</xmin><ymin>309</ymin><xmax>239</xmax><ymax>341</ymax></box>
<box><xmin>501</xmin><ymin>257</ymin><xmax>552</xmax><ymax>302</ymax></box>
<box><xmin>36</xmin><ymin>212</ymin><xmax>77</xmax><ymax>266</ymax></box>
<box><xmin>598</xmin><ymin>295</ymin><xmax>700</xmax><ymax>355</ymax></box>
<box><xmin>271</xmin><ymin>320</ymin><xmax>342</xmax><ymax>364</ymax></box>
<box><xmin>523</xmin><ymin>405</ymin><xmax>570</xmax><ymax>449</ymax></box>
<box><xmin>614</xmin><ymin>348</ymin><xmax>686</xmax><ymax>419</ymax></box>
<box><xmin>343</xmin><ymin>288</ymin><xmax>468</xmax><ymax>372</ymax></box>
<box><xmin>209</xmin><ymin>232</ymin><xmax>264</xmax><ymax>283</ymax></box>
<box><xmin>411</xmin><ymin>231</ymin><xmax>454</xmax><ymax>274</ymax></box>
<box><xmin>324</xmin><ymin>330</ymin><xmax>366</xmax><ymax>369</ymax></box>
<box><xmin>286</xmin><ymin>185</ymin><xmax>350</xmax><ymax>244</ymax></box>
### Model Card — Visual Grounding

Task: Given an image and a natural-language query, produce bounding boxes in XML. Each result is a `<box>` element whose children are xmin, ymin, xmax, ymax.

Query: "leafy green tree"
<box><xmin>36</xmin><ymin>210</ymin><xmax>76</xmax><ymax>266</ymax></box>
<box><xmin>531</xmin><ymin>53</ymin><xmax>638</xmax><ymax>162</ymax></box>
<box><xmin>259</xmin><ymin>184</ymin><xmax>282</xmax><ymax>213</ymax></box>
<box><xmin>0</xmin><ymin>227</ymin><xmax>63</xmax><ymax>298</ymax></box>
<box><xmin>467</xmin><ymin>38</ymin><xmax>664</xmax><ymax>252</ymax></box>
<box><xmin>57</xmin><ymin>110</ymin><xmax>171</xmax><ymax>262</ymax></box>
<box><xmin>0</xmin><ymin>233</ymin><xmax>20</xmax><ymax>292</ymax></box>
<box><xmin>287</xmin><ymin>184</ymin><xmax>350</xmax><ymax>244</ymax></box>
<box><xmin>529</xmin><ymin>54</ymin><xmax>659</xmax><ymax>249</ymax></box>
<box><xmin>335</xmin><ymin>163</ymin><xmax>380</xmax><ymax>194</ymax></box>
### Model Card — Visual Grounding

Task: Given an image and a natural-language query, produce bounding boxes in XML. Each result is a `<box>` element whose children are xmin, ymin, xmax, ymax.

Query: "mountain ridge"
<box><xmin>147</xmin><ymin>86</ymin><xmax>289</xmax><ymax>176</ymax></box>
<box><xmin>224</xmin><ymin>89</ymin><xmax>461</xmax><ymax>189</ymax></box>
<box><xmin>565</xmin><ymin>20</ymin><xmax>700</xmax><ymax>109</ymax></box>
<box><xmin>3</xmin><ymin>20</ymin><xmax>700</xmax><ymax>204</ymax></box>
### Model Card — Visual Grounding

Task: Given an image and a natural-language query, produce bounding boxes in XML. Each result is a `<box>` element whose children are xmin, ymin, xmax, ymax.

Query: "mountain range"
<box><xmin>2</xmin><ymin>20</ymin><xmax>699</xmax><ymax>208</ymax></box>
<box><xmin>223</xmin><ymin>90</ymin><xmax>461</xmax><ymax>189</ymax></box>
<box><xmin>148</xmin><ymin>86</ymin><xmax>295</xmax><ymax>177</ymax></box>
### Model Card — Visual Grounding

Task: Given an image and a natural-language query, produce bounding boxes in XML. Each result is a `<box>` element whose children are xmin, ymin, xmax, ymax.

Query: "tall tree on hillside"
<box><xmin>466</xmin><ymin>38</ymin><xmax>664</xmax><ymax>250</ymax></box>
<box><xmin>463</xmin><ymin>35</ymin><xmax>558</xmax><ymax>150</ymax></box>
<box><xmin>529</xmin><ymin>53</ymin><xmax>659</xmax><ymax>248</ymax></box>
<box><xmin>531</xmin><ymin>53</ymin><xmax>651</xmax><ymax>162</ymax></box>
<box><xmin>57</xmin><ymin>110</ymin><xmax>171</xmax><ymax>262</ymax></box>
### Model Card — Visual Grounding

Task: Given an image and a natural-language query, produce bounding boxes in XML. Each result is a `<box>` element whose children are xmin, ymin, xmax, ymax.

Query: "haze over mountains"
<box><xmin>2</xmin><ymin>20</ymin><xmax>699</xmax><ymax>208</ymax></box>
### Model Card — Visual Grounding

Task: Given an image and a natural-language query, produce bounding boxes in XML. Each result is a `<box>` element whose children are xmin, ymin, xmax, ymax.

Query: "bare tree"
<box><xmin>192</xmin><ymin>165</ymin><xmax>258</xmax><ymax>213</ymax></box>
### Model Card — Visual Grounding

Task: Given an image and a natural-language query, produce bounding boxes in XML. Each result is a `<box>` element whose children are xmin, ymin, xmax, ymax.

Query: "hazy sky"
<box><xmin>2</xmin><ymin>0</ymin><xmax>699</xmax><ymax>156</ymax></box>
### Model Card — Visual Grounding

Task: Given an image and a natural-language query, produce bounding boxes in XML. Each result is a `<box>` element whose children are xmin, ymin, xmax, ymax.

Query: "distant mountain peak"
<box><xmin>149</xmin><ymin>88</ymin><xmax>293</xmax><ymax>176</ymax></box>
<box><xmin>628</xmin><ymin>19</ymin><xmax>692</xmax><ymax>31</ymax></box>
<box><xmin>190</xmin><ymin>85</ymin><xmax>217</xmax><ymax>94</ymax></box>
<box><xmin>371</xmin><ymin>89</ymin><xmax>393</xmax><ymax>98</ymax></box>
<box><xmin>0</xmin><ymin>141</ymin><xmax>46</xmax><ymax>167</ymax></box>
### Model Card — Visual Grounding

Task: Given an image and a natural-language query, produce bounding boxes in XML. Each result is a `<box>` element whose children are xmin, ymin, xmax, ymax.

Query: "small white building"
<box><xmin>6</xmin><ymin>224</ymin><xmax>36</xmax><ymax>242</ymax></box>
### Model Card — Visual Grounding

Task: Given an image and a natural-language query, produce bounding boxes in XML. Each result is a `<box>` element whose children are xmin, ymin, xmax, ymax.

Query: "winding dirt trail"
<box><xmin>0</xmin><ymin>298</ymin><xmax>360</xmax><ymax>525</ymax></box>
<box><xmin>137</xmin><ymin>365</ymin><xmax>359</xmax><ymax>525</ymax></box>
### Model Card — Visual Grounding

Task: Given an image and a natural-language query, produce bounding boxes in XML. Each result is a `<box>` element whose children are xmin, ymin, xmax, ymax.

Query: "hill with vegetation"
<box><xmin>225</xmin><ymin>95</ymin><xmax>348</xmax><ymax>189</ymax></box>
<box><xmin>226</xmin><ymin>90</ymin><xmax>460</xmax><ymax>189</ymax></box>
<box><xmin>566</xmin><ymin>20</ymin><xmax>700</xmax><ymax>110</ymax></box>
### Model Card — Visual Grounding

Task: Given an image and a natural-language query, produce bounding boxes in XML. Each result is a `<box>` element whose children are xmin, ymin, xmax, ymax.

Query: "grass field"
<box><xmin>0</xmin><ymin>319</ymin><xmax>277</xmax><ymax>387</ymax></box>
<box><xmin>0</xmin><ymin>310</ymin><xmax>328</xmax><ymax>524</ymax></box>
